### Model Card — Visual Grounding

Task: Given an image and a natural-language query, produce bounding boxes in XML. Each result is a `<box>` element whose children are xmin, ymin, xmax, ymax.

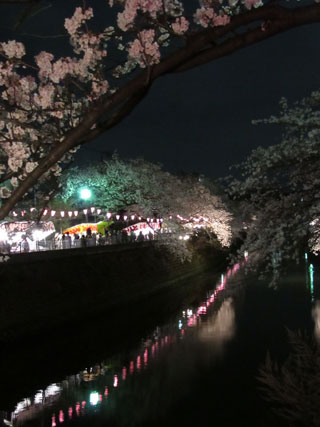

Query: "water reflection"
<box><xmin>2</xmin><ymin>262</ymin><xmax>245</xmax><ymax>427</ymax></box>
<box><xmin>312</xmin><ymin>300</ymin><xmax>320</xmax><ymax>344</ymax></box>
<box><xmin>199</xmin><ymin>298</ymin><xmax>235</xmax><ymax>344</ymax></box>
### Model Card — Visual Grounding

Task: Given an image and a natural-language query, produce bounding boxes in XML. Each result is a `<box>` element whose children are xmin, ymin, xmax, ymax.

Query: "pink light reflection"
<box><xmin>104</xmin><ymin>386</ymin><xmax>109</xmax><ymax>397</ymax></box>
<box><xmin>136</xmin><ymin>355</ymin><xmax>141</xmax><ymax>371</ymax></box>
<box><xmin>59</xmin><ymin>410</ymin><xmax>64</xmax><ymax>423</ymax></box>
<box><xmin>129</xmin><ymin>361</ymin><xmax>134</xmax><ymax>374</ymax></box>
<box><xmin>122</xmin><ymin>367</ymin><xmax>127</xmax><ymax>380</ymax></box>
<box><xmin>51</xmin><ymin>415</ymin><xmax>56</xmax><ymax>427</ymax></box>
<box><xmin>68</xmin><ymin>407</ymin><xmax>73</xmax><ymax>419</ymax></box>
<box><xmin>75</xmin><ymin>402</ymin><xmax>80</xmax><ymax>416</ymax></box>
<box><xmin>143</xmin><ymin>349</ymin><xmax>148</xmax><ymax>366</ymax></box>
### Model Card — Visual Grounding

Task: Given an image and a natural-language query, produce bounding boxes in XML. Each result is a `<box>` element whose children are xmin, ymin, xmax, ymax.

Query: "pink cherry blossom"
<box><xmin>0</xmin><ymin>41</ymin><xmax>25</xmax><ymax>59</ymax></box>
<box><xmin>34</xmin><ymin>83</ymin><xmax>55</xmax><ymax>109</ymax></box>
<box><xmin>172</xmin><ymin>17</ymin><xmax>189</xmax><ymax>35</ymax></box>
<box><xmin>35</xmin><ymin>51</ymin><xmax>54</xmax><ymax>81</ymax></box>
<box><xmin>64</xmin><ymin>7</ymin><xmax>94</xmax><ymax>36</ymax></box>
<box><xmin>194</xmin><ymin>8</ymin><xmax>230</xmax><ymax>28</ymax></box>
<box><xmin>244</xmin><ymin>0</ymin><xmax>263</xmax><ymax>9</ymax></box>
<box><xmin>117</xmin><ymin>0</ymin><xmax>162</xmax><ymax>31</ymax></box>
<box><xmin>128</xmin><ymin>29</ymin><xmax>160</xmax><ymax>67</ymax></box>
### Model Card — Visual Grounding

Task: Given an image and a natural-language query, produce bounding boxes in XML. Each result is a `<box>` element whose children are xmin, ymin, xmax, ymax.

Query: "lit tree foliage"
<box><xmin>0</xmin><ymin>0</ymin><xmax>319</xmax><ymax>218</ymax></box>
<box><xmin>58</xmin><ymin>156</ymin><xmax>232</xmax><ymax>247</ymax></box>
<box><xmin>226</xmin><ymin>91</ymin><xmax>320</xmax><ymax>278</ymax></box>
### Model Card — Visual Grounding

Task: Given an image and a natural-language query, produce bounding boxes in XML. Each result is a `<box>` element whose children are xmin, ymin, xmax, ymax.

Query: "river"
<box><xmin>0</xmin><ymin>257</ymin><xmax>318</xmax><ymax>427</ymax></box>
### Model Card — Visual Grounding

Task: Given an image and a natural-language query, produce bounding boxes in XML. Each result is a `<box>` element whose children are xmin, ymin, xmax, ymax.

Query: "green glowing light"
<box><xmin>309</xmin><ymin>263</ymin><xmax>314</xmax><ymax>300</ymax></box>
<box><xmin>80</xmin><ymin>188</ymin><xmax>92</xmax><ymax>200</ymax></box>
<box><xmin>89</xmin><ymin>391</ymin><xmax>99</xmax><ymax>406</ymax></box>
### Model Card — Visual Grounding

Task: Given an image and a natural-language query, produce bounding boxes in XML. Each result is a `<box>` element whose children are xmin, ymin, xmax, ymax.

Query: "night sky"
<box><xmin>1</xmin><ymin>1</ymin><xmax>320</xmax><ymax>178</ymax></box>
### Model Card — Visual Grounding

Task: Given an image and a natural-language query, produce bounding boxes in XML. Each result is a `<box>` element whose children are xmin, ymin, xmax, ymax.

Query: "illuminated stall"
<box><xmin>0</xmin><ymin>221</ymin><xmax>56</xmax><ymax>252</ymax></box>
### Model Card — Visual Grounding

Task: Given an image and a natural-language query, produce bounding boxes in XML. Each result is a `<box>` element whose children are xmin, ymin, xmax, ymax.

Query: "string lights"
<box><xmin>7</xmin><ymin>205</ymin><xmax>211</xmax><ymax>225</ymax></box>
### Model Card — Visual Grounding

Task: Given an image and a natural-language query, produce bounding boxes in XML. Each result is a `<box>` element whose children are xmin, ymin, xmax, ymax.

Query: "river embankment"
<box><xmin>0</xmin><ymin>241</ymin><xmax>228</xmax><ymax>345</ymax></box>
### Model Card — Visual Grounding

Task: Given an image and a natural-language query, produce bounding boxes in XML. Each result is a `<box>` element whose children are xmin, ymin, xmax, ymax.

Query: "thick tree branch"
<box><xmin>1</xmin><ymin>3</ymin><xmax>320</xmax><ymax>219</ymax></box>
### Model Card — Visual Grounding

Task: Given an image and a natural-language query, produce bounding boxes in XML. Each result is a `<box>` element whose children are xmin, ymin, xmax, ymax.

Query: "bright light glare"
<box><xmin>80</xmin><ymin>188</ymin><xmax>92</xmax><ymax>200</ymax></box>
<box><xmin>89</xmin><ymin>392</ymin><xmax>99</xmax><ymax>406</ymax></box>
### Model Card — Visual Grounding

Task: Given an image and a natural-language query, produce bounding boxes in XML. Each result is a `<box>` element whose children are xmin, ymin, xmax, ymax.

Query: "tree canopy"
<box><xmin>58</xmin><ymin>156</ymin><xmax>232</xmax><ymax>247</ymax></box>
<box><xmin>226</xmin><ymin>90</ymin><xmax>320</xmax><ymax>278</ymax></box>
<box><xmin>0</xmin><ymin>0</ymin><xmax>319</xmax><ymax>219</ymax></box>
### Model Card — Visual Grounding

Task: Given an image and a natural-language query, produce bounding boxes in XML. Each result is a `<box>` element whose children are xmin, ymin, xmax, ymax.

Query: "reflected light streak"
<box><xmin>143</xmin><ymin>349</ymin><xmax>148</xmax><ymax>366</ymax></box>
<box><xmin>122</xmin><ymin>367</ymin><xmax>127</xmax><ymax>380</ymax></box>
<box><xmin>75</xmin><ymin>402</ymin><xmax>80</xmax><ymax>416</ymax></box>
<box><xmin>136</xmin><ymin>355</ymin><xmax>141</xmax><ymax>371</ymax></box>
<box><xmin>312</xmin><ymin>301</ymin><xmax>320</xmax><ymax>344</ymax></box>
<box><xmin>68</xmin><ymin>407</ymin><xmax>73</xmax><ymax>419</ymax></box>
<box><xmin>113</xmin><ymin>375</ymin><xmax>118</xmax><ymax>388</ymax></box>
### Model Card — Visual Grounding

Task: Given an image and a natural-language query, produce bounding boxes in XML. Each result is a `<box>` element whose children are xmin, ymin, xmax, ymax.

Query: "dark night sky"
<box><xmin>1</xmin><ymin>1</ymin><xmax>320</xmax><ymax>178</ymax></box>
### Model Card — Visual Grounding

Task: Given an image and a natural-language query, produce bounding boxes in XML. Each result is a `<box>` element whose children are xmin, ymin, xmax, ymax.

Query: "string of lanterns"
<box><xmin>8</xmin><ymin>207</ymin><xmax>210</xmax><ymax>224</ymax></box>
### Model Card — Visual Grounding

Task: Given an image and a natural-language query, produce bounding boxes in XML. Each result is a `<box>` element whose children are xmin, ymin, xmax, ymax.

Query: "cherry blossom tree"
<box><xmin>57</xmin><ymin>155</ymin><xmax>232</xmax><ymax>247</ymax></box>
<box><xmin>0</xmin><ymin>0</ymin><xmax>320</xmax><ymax>220</ymax></box>
<box><xmin>226</xmin><ymin>91</ymin><xmax>320</xmax><ymax>279</ymax></box>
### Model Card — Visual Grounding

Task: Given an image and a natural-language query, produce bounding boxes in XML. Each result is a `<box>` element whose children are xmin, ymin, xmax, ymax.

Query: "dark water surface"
<box><xmin>1</xmin><ymin>259</ymin><xmax>319</xmax><ymax>427</ymax></box>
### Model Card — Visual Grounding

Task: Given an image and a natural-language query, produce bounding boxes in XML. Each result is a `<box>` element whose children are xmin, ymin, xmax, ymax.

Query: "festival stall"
<box><xmin>123</xmin><ymin>221</ymin><xmax>160</xmax><ymax>236</ymax></box>
<box><xmin>0</xmin><ymin>221</ymin><xmax>56</xmax><ymax>252</ymax></box>
<box><xmin>63</xmin><ymin>221</ymin><xmax>113</xmax><ymax>236</ymax></box>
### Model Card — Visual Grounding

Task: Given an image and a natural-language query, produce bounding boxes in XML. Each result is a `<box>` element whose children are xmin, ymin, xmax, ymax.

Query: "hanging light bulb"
<box><xmin>124</xmin><ymin>215</ymin><xmax>128</xmax><ymax>221</ymax></box>
<box><xmin>68</xmin><ymin>211</ymin><xmax>72</xmax><ymax>217</ymax></box>
<box><xmin>116</xmin><ymin>214</ymin><xmax>120</xmax><ymax>220</ymax></box>
<box><xmin>131</xmin><ymin>215</ymin><xmax>135</xmax><ymax>220</ymax></box>
<box><xmin>106</xmin><ymin>212</ymin><xmax>112</xmax><ymax>219</ymax></box>
<box><xmin>74</xmin><ymin>211</ymin><xmax>78</xmax><ymax>217</ymax></box>
<box><xmin>83</xmin><ymin>209</ymin><xmax>88</xmax><ymax>215</ymax></box>
<box><xmin>43</xmin><ymin>209</ymin><xmax>48</xmax><ymax>216</ymax></box>
<box><xmin>90</xmin><ymin>207</ymin><xmax>95</xmax><ymax>213</ymax></box>
<box><xmin>51</xmin><ymin>210</ymin><xmax>56</xmax><ymax>217</ymax></box>
<box><xmin>60</xmin><ymin>211</ymin><xmax>65</xmax><ymax>217</ymax></box>
<box><xmin>97</xmin><ymin>209</ymin><xmax>101</xmax><ymax>215</ymax></box>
